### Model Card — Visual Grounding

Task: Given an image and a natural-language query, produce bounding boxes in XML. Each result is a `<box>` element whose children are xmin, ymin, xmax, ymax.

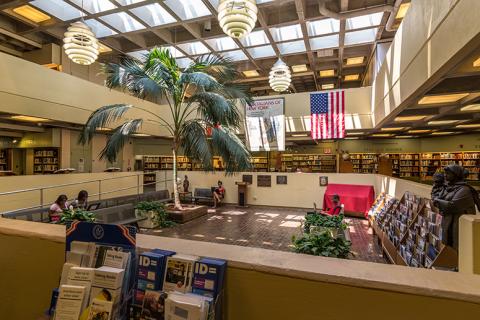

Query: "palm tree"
<box><xmin>79</xmin><ymin>48</ymin><xmax>252</xmax><ymax>209</ymax></box>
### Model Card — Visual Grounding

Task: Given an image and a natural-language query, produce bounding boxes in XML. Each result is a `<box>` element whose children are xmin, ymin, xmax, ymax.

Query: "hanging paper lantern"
<box><xmin>269</xmin><ymin>58</ymin><xmax>291</xmax><ymax>92</ymax></box>
<box><xmin>63</xmin><ymin>21</ymin><xmax>99</xmax><ymax>65</ymax></box>
<box><xmin>218</xmin><ymin>0</ymin><xmax>258</xmax><ymax>39</ymax></box>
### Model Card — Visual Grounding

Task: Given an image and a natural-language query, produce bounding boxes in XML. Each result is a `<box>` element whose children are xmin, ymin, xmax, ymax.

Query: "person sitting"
<box><xmin>213</xmin><ymin>180</ymin><xmax>225</xmax><ymax>208</ymax></box>
<box><xmin>49</xmin><ymin>194</ymin><xmax>69</xmax><ymax>222</ymax></box>
<box><xmin>431</xmin><ymin>172</ymin><xmax>445</xmax><ymax>200</ymax></box>
<box><xmin>71</xmin><ymin>190</ymin><xmax>88</xmax><ymax>210</ymax></box>
<box><xmin>322</xmin><ymin>194</ymin><xmax>343</xmax><ymax>216</ymax></box>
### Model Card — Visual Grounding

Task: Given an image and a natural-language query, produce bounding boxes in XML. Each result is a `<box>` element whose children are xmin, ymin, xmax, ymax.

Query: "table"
<box><xmin>323</xmin><ymin>183</ymin><xmax>375</xmax><ymax>218</ymax></box>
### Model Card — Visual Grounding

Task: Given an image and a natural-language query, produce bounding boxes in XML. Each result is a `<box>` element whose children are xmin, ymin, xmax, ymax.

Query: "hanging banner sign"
<box><xmin>245</xmin><ymin>98</ymin><xmax>285</xmax><ymax>151</ymax></box>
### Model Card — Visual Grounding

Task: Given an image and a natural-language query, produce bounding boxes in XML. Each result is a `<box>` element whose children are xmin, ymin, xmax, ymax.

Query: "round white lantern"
<box><xmin>63</xmin><ymin>21</ymin><xmax>99</xmax><ymax>65</ymax></box>
<box><xmin>218</xmin><ymin>0</ymin><xmax>258</xmax><ymax>39</ymax></box>
<box><xmin>269</xmin><ymin>58</ymin><xmax>291</xmax><ymax>92</ymax></box>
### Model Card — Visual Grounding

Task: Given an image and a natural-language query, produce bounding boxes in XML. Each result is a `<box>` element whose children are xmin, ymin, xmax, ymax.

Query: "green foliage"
<box><xmin>303</xmin><ymin>213</ymin><xmax>347</xmax><ymax>233</ymax></box>
<box><xmin>291</xmin><ymin>232</ymin><xmax>352</xmax><ymax>258</ymax></box>
<box><xmin>135</xmin><ymin>201</ymin><xmax>175</xmax><ymax>228</ymax></box>
<box><xmin>60</xmin><ymin>208</ymin><xmax>96</xmax><ymax>224</ymax></box>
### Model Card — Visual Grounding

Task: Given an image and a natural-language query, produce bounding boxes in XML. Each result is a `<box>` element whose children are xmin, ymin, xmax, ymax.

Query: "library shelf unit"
<box><xmin>280</xmin><ymin>153</ymin><xmax>337</xmax><ymax>173</ymax></box>
<box><xmin>398</xmin><ymin>153</ymin><xmax>420</xmax><ymax>178</ymax></box>
<box><xmin>420</xmin><ymin>152</ymin><xmax>479</xmax><ymax>181</ymax></box>
<box><xmin>350</xmin><ymin>153</ymin><xmax>378</xmax><ymax>174</ymax></box>
<box><xmin>251</xmin><ymin>157</ymin><xmax>268</xmax><ymax>172</ymax></box>
<box><xmin>0</xmin><ymin>149</ymin><xmax>9</xmax><ymax>171</ymax></box>
<box><xmin>33</xmin><ymin>148</ymin><xmax>59</xmax><ymax>174</ymax></box>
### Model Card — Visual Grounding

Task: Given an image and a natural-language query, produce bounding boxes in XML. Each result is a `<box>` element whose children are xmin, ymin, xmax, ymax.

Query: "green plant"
<box><xmin>79</xmin><ymin>49</ymin><xmax>253</xmax><ymax>210</ymax></box>
<box><xmin>303</xmin><ymin>213</ymin><xmax>347</xmax><ymax>233</ymax></box>
<box><xmin>291</xmin><ymin>231</ymin><xmax>352</xmax><ymax>258</ymax></box>
<box><xmin>135</xmin><ymin>201</ymin><xmax>175</xmax><ymax>228</ymax></box>
<box><xmin>60</xmin><ymin>208</ymin><xmax>96</xmax><ymax>224</ymax></box>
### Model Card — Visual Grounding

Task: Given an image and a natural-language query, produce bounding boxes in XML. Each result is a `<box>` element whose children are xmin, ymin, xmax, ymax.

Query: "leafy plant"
<box><xmin>303</xmin><ymin>213</ymin><xmax>347</xmax><ymax>233</ymax></box>
<box><xmin>135</xmin><ymin>201</ymin><xmax>175</xmax><ymax>228</ymax></box>
<box><xmin>79</xmin><ymin>49</ymin><xmax>253</xmax><ymax>210</ymax></box>
<box><xmin>291</xmin><ymin>231</ymin><xmax>352</xmax><ymax>258</ymax></box>
<box><xmin>60</xmin><ymin>208</ymin><xmax>96</xmax><ymax>224</ymax></box>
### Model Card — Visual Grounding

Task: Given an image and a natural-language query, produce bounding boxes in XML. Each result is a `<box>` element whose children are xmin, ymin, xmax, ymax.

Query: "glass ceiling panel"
<box><xmin>164</xmin><ymin>0</ymin><xmax>211</xmax><ymax>20</ymax></box>
<box><xmin>221</xmin><ymin>49</ymin><xmax>248</xmax><ymax>61</ymax></box>
<box><xmin>240</xmin><ymin>30</ymin><xmax>269</xmax><ymax>47</ymax></box>
<box><xmin>127</xmin><ymin>50</ymin><xmax>148</xmax><ymax>60</ymax></box>
<box><xmin>309</xmin><ymin>34</ymin><xmax>339</xmax><ymax>50</ymax></box>
<box><xmin>160</xmin><ymin>46</ymin><xmax>184</xmax><ymax>58</ymax></box>
<box><xmin>69</xmin><ymin>0</ymin><xmax>116</xmax><ymax>14</ymax></box>
<box><xmin>100</xmin><ymin>12</ymin><xmax>145</xmax><ymax>33</ymax></box>
<box><xmin>176</xmin><ymin>57</ymin><xmax>193</xmax><ymax>69</ymax></box>
<box><xmin>277</xmin><ymin>40</ymin><xmax>306</xmax><ymax>55</ymax></box>
<box><xmin>346</xmin><ymin>12</ymin><xmax>383</xmax><ymax>30</ymax></box>
<box><xmin>247</xmin><ymin>45</ymin><xmax>276</xmax><ymax>59</ymax></box>
<box><xmin>177</xmin><ymin>41</ymin><xmax>210</xmax><ymax>55</ymax></box>
<box><xmin>307</xmin><ymin>18</ymin><xmax>340</xmax><ymax>37</ymax></box>
<box><xmin>344</xmin><ymin>28</ymin><xmax>378</xmax><ymax>46</ymax></box>
<box><xmin>114</xmin><ymin>0</ymin><xmax>146</xmax><ymax>5</ymax></box>
<box><xmin>205</xmin><ymin>36</ymin><xmax>238</xmax><ymax>51</ymax></box>
<box><xmin>270</xmin><ymin>24</ymin><xmax>303</xmax><ymax>42</ymax></box>
<box><xmin>130</xmin><ymin>3</ymin><xmax>176</xmax><ymax>27</ymax></box>
<box><xmin>30</xmin><ymin>0</ymin><xmax>84</xmax><ymax>21</ymax></box>
<box><xmin>85</xmin><ymin>19</ymin><xmax>117</xmax><ymax>38</ymax></box>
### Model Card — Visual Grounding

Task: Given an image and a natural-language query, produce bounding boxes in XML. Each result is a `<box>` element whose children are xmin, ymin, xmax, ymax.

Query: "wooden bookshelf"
<box><xmin>398</xmin><ymin>153</ymin><xmax>420</xmax><ymax>178</ymax></box>
<box><xmin>420</xmin><ymin>152</ymin><xmax>479</xmax><ymax>181</ymax></box>
<box><xmin>350</xmin><ymin>153</ymin><xmax>378</xmax><ymax>174</ymax></box>
<box><xmin>280</xmin><ymin>153</ymin><xmax>336</xmax><ymax>173</ymax></box>
<box><xmin>251</xmin><ymin>157</ymin><xmax>268</xmax><ymax>172</ymax></box>
<box><xmin>0</xmin><ymin>149</ymin><xmax>9</xmax><ymax>171</ymax></box>
<box><xmin>33</xmin><ymin>148</ymin><xmax>59</xmax><ymax>174</ymax></box>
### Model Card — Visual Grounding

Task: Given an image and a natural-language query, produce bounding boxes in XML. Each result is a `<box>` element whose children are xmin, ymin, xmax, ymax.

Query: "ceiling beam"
<box><xmin>0</xmin><ymin>122</ymin><xmax>45</xmax><ymax>132</ymax></box>
<box><xmin>0</xmin><ymin>43</ymin><xmax>22</xmax><ymax>56</ymax></box>
<box><xmin>0</xmin><ymin>26</ymin><xmax>41</xmax><ymax>48</ymax></box>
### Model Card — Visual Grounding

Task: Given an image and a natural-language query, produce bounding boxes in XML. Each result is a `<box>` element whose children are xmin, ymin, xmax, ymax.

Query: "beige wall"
<box><xmin>459</xmin><ymin>215</ymin><xmax>480</xmax><ymax>275</ymax></box>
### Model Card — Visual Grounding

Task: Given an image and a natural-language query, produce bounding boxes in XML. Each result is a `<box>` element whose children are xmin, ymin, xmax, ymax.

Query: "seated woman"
<box><xmin>213</xmin><ymin>180</ymin><xmax>225</xmax><ymax>208</ymax></box>
<box><xmin>322</xmin><ymin>194</ymin><xmax>343</xmax><ymax>216</ymax></box>
<box><xmin>71</xmin><ymin>190</ymin><xmax>88</xmax><ymax>209</ymax></box>
<box><xmin>48</xmin><ymin>194</ymin><xmax>69</xmax><ymax>222</ymax></box>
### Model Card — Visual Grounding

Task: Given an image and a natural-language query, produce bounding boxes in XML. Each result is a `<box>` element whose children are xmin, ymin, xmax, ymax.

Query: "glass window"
<box><xmin>221</xmin><ymin>50</ymin><xmax>248</xmax><ymax>61</ymax></box>
<box><xmin>307</xmin><ymin>18</ymin><xmax>340</xmax><ymax>36</ymax></box>
<box><xmin>100</xmin><ymin>12</ymin><xmax>145</xmax><ymax>33</ymax></box>
<box><xmin>84</xmin><ymin>19</ymin><xmax>117</xmax><ymax>38</ymax></box>
<box><xmin>240</xmin><ymin>30</ymin><xmax>269</xmax><ymax>47</ymax></box>
<box><xmin>30</xmin><ymin>0</ymin><xmax>83</xmax><ymax>21</ymax></box>
<box><xmin>177</xmin><ymin>41</ymin><xmax>210</xmax><ymax>55</ymax></box>
<box><xmin>164</xmin><ymin>0</ymin><xmax>211</xmax><ymax>20</ymax></box>
<box><xmin>309</xmin><ymin>34</ymin><xmax>339</xmax><ymax>50</ymax></box>
<box><xmin>344</xmin><ymin>28</ymin><xmax>378</xmax><ymax>46</ymax></box>
<box><xmin>69</xmin><ymin>0</ymin><xmax>116</xmax><ymax>14</ymax></box>
<box><xmin>277</xmin><ymin>40</ymin><xmax>306</xmax><ymax>55</ymax></box>
<box><xmin>130</xmin><ymin>3</ymin><xmax>176</xmax><ymax>26</ymax></box>
<box><xmin>205</xmin><ymin>36</ymin><xmax>239</xmax><ymax>51</ymax></box>
<box><xmin>270</xmin><ymin>24</ymin><xmax>303</xmax><ymax>42</ymax></box>
<box><xmin>247</xmin><ymin>45</ymin><xmax>276</xmax><ymax>59</ymax></box>
<box><xmin>346</xmin><ymin>12</ymin><xmax>383</xmax><ymax>30</ymax></box>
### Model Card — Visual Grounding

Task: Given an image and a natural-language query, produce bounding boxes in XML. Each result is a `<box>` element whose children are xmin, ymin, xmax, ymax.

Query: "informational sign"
<box><xmin>245</xmin><ymin>98</ymin><xmax>285</xmax><ymax>151</ymax></box>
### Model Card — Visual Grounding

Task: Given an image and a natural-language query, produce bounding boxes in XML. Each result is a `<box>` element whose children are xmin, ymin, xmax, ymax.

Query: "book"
<box><xmin>163</xmin><ymin>254</ymin><xmax>198</xmax><ymax>293</ymax></box>
<box><xmin>54</xmin><ymin>285</ymin><xmax>86</xmax><ymax>320</ymax></box>
<box><xmin>192</xmin><ymin>258</ymin><xmax>226</xmax><ymax>299</ymax></box>
<box><xmin>87</xmin><ymin>298</ymin><xmax>114</xmax><ymax>320</ymax></box>
<box><xmin>141</xmin><ymin>290</ymin><xmax>168</xmax><ymax>320</ymax></box>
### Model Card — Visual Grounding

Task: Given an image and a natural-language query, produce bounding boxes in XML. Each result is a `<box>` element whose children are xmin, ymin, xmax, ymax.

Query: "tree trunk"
<box><xmin>172</xmin><ymin>147</ymin><xmax>182</xmax><ymax>210</ymax></box>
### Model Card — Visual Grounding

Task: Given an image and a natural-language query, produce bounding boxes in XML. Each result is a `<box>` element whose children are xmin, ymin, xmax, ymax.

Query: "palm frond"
<box><xmin>100</xmin><ymin>119</ymin><xmax>143</xmax><ymax>162</ymax></box>
<box><xmin>79</xmin><ymin>104</ymin><xmax>133</xmax><ymax>145</ymax></box>
<box><xmin>179</xmin><ymin>72</ymin><xmax>219</xmax><ymax>91</ymax></box>
<box><xmin>189</xmin><ymin>92</ymin><xmax>241</xmax><ymax>128</ymax></box>
<box><xmin>180</xmin><ymin>121</ymin><xmax>213</xmax><ymax>171</ymax></box>
<box><xmin>185</xmin><ymin>54</ymin><xmax>238</xmax><ymax>84</ymax></box>
<box><xmin>211</xmin><ymin>126</ymin><xmax>252</xmax><ymax>174</ymax></box>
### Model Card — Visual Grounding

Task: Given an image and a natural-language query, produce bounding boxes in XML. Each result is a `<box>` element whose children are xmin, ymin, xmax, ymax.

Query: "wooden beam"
<box><xmin>0</xmin><ymin>27</ymin><xmax>41</xmax><ymax>48</ymax></box>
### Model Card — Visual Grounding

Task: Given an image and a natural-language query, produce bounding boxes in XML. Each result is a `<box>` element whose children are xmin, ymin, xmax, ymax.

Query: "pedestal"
<box><xmin>235</xmin><ymin>181</ymin><xmax>250</xmax><ymax>207</ymax></box>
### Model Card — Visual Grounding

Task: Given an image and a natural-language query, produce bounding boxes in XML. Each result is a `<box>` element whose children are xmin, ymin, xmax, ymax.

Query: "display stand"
<box><xmin>235</xmin><ymin>181</ymin><xmax>250</xmax><ymax>207</ymax></box>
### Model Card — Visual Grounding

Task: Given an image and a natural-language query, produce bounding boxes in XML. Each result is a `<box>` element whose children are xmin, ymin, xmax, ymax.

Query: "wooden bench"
<box><xmin>94</xmin><ymin>204</ymin><xmax>146</xmax><ymax>227</ymax></box>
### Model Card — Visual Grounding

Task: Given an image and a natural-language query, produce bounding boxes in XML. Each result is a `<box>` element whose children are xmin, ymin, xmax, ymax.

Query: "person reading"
<box><xmin>48</xmin><ymin>194</ymin><xmax>69</xmax><ymax>222</ymax></box>
<box><xmin>71</xmin><ymin>190</ymin><xmax>88</xmax><ymax>209</ymax></box>
<box><xmin>322</xmin><ymin>194</ymin><xmax>342</xmax><ymax>216</ymax></box>
<box><xmin>213</xmin><ymin>180</ymin><xmax>225</xmax><ymax>208</ymax></box>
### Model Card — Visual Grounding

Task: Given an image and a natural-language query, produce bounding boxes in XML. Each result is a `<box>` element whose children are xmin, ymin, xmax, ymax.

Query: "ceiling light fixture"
<box><xmin>396</xmin><ymin>136</ymin><xmax>415</xmax><ymax>139</ymax></box>
<box><xmin>371</xmin><ymin>133</ymin><xmax>393</xmax><ymax>137</ymax></box>
<box><xmin>291</xmin><ymin>134</ymin><xmax>308</xmax><ymax>137</ymax></box>
<box><xmin>461</xmin><ymin>104</ymin><xmax>480</xmax><ymax>111</ymax></box>
<box><xmin>321</xmin><ymin>83</ymin><xmax>335</xmax><ymax>90</ymax></box>
<box><xmin>407</xmin><ymin>129</ymin><xmax>431</xmax><ymax>134</ymax></box>
<box><xmin>456</xmin><ymin>123</ymin><xmax>480</xmax><ymax>129</ymax></box>
<box><xmin>319</xmin><ymin>69</ymin><xmax>335</xmax><ymax>77</ymax></box>
<box><xmin>218</xmin><ymin>0</ymin><xmax>257</xmax><ymax>39</ymax></box>
<box><xmin>418</xmin><ymin>93</ymin><xmax>469</xmax><ymax>105</ymax></box>
<box><xmin>427</xmin><ymin>120</ymin><xmax>459</xmax><ymax>126</ymax></box>
<box><xmin>346</xmin><ymin>56</ymin><xmax>364</xmax><ymax>65</ymax></box>
<box><xmin>63</xmin><ymin>21</ymin><xmax>99</xmax><ymax>65</ymax></box>
<box><xmin>242</xmin><ymin>70</ymin><xmax>259</xmax><ymax>77</ymax></box>
<box><xmin>474</xmin><ymin>57</ymin><xmax>480</xmax><ymax>67</ymax></box>
<box><xmin>13</xmin><ymin>4</ymin><xmax>50</xmax><ymax>23</ymax></box>
<box><xmin>132</xmin><ymin>133</ymin><xmax>151</xmax><ymax>137</ymax></box>
<box><xmin>394</xmin><ymin>115</ymin><xmax>427</xmax><ymax>122</ymax></box>
<box><xmin>381</xmin><ymin>127</ymin><xmax>407</xmax><ymax>131</ymax></box>
<box><xmin>347</xmin><ymin>132</ymin><xmax>365</xmax><ymax>135</ymax></box>
<box><xmin>395</xmin><ymin>3</ymin><xmax>411</xmax><ymax>19</ymax></box>
<box><xmin>291</xmin><ymin>64</ymin><xmax>308</xmax><ymax>73</ymax></box>
<box><xmin>98</xmin><ymin>42</ymin><xmax>112</xmax><ymax>53</ymax></box>
<box><xmin>11</xmin><ymin>115</ymin><xmax>49</xmax><ymax>122</ymax></box>
<box><xmin>344</xmin><ymin>137</ymin><xmax>359</xmax><ymax>140</ymax></box>
<box><xmin>269</xmin><ymin>58</ymin><xmax>291</xmax><ymax>92</ymax></box>
<box><xmin>431</xmin><ymin>132</ymin><xmax>456</xmax><ymax>136</ymax></box>
<box><xmin>344</xmin><ymin>74</ymin><xmax>360</xmax><ymax>81</ymax></box>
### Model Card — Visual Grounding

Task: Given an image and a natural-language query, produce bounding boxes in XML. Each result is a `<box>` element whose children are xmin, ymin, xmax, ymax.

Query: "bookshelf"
<box><xmin>280</xmin><ymin>153</ymin><xmax>337</xmax><ymax>173</ymax></box>
<box><xmin>350</xmin><ymin>153</ymin><xmax>378</xmax><ymax>173</ymax></box>
<box><xmin>420</xmin><ymin>152</ymin><xmax>479</xmax><ymax>180</ymax></box>
<box><xmin>251</xmin><ymin>157</ymin><xmax>268</xmax><ymax>171</ymax></box>
<box><xmin>33</xmin><ymin>148</ymin><xmax>59</xmax><ymax>174</ymax></box>
<box><xmin>398</xmin><ymin>153</ymin><xmax>420</xmax><ymax>178</ymax></box>
<box><xmin>0</xmin><ymin>149</ymin><xmax>9</xmax><ymax>171</ymax></box>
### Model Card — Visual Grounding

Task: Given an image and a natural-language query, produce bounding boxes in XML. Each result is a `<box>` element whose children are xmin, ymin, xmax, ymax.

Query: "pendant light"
<box><xmin>269</xmin><ymin>58</ymin><xmax>291</xmax><ymax>92</ymax></box>
<box><xmin>218</xmin><ymin>0</ymin><xmax>258</xmax><ymax>39</ymax></box>
<box><xmin>63</xmin><ymin>1</ymin><xmax>98</xmax><ymax>65</ymax></box>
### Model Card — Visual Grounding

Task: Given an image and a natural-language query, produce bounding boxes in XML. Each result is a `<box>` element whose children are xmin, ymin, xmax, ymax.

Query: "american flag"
<box><xmin>310</xmin><ymin>91</ymin><xmax>345</xmax><ymax>139</ymax></box>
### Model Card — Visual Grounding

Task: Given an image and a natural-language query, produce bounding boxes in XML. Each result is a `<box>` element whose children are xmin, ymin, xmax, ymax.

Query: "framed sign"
<box><xmin>242</xmin><ymin>174</ymin><xmax>253</xmax><ymax>184</ymax></box>
<box><xmin>276</xmin><ymin>175</ymin><xmax>288</xmax><ymax>185</ymax></box>
<box><xmin>319</xmin><ymin>176</ymin><xmax>328</xmax><ymax>186</ymax></box>
<box><xmin>257</xmin><ymin>175</ymin><xmax>272</xmax><ymax>187</ymax></box>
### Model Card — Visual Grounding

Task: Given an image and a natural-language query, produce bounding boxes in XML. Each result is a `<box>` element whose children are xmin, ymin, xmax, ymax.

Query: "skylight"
<box><xmin>100</xmin><ymin>12</ymin><xmax>145</xmax><ymax>33</ymax></box>
<box><xmin>205</xmin><ymin>36</ymin><xmax>239</xmax><ymax>51</ymax></box>
<box><xmin>84</xmin><ymin>19</ymin><xmax>117</xmax><ymax>38</ymax></box>
<box><xmin>247</xmin><ymin>45</ymin><xmax>276</xmax><ymax>59</ymax></box>
<box><xmin>130</xmin><ymin>3</ymin><xmax>176</xmax><ymax>27</ymax></box>
<box><xmin>161</xmin><ymin>46</ymin><xmax>184</xmax><ymax>58</ymax></box>
<box><xmin>127</xmin><ymin>50</ymin><xmax>148</xmax><ymax>60</ymax></box>
<box><xmin>240</xmin><ymin>30</ymin><xmax>269</xmax><ymax>47</ymax></box>
<box><xmin>346</xmin><ymin>12</ymin><xmax>383</xmax><ymax>30</ymax></box>
<box><xmin>69</xmin><ymin>0</ymin><xmax>116</xmax><ymax>14</ymax></box>
<box><xmin>270</xmin><ymin>24</ymin><xmax>303</xmax><ymax>42</ymax></box>
<box><xmin>309</xmin><ymin>34</ymin><xmax>339</xmax><ymax>50</ymax></box>
<box><xmin>307</xmin><ymin>18</ymin><xmax>340</xmax><ymax>37</ymax></box>
<box><xmin>164</xmin><ymin>0</ymin><xmax>211</xmax><ymax>20</ymax></box>
<box><xmin>344</xmin><ymin>28</ymin><xmax>378</xmax><ymax>46</ymax></box>
<box><xmin>277</xmin><ymin>40</ymin><xmax>306</xmax><ymax>55</ymax></box>
<box><xmin>114</xmin><ymin>0</ymin><xmax>146</xmax><ymax>5</ymax></box>
<box><xmin>30</xmin><ymin>0</ymin><xmax>83</xmax><ymax>21</ymax></box>
<box><xmin>177</xmin><ymin>41</ymin><xmax>210</xmax><ymax>55</ymax></box>
<box><xmin>176</xmin><ymin>57</ymin><xmax>193</xmax><ymax>69</ymax></box>
<box><xmin>221</xmin><ymin>50</ymin><xmax>248</xmax><ymax>61</ymax></box>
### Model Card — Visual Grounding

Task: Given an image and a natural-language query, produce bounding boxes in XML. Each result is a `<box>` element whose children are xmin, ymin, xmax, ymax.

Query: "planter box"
<box><xmin>135</xmin><ymin>209</ymin><xmax>159</xmax><ymax>229</ymax></box>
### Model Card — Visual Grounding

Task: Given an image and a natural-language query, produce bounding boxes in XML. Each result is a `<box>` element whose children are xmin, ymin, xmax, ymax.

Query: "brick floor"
<box><xmin>142</xmin><ymin>205</ymin><xmax>386</xmax><ymax>264</ymax></box>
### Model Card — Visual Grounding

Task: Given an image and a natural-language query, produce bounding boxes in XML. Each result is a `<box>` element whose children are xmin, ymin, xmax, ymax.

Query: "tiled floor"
<box><xmin>142</xmin><ymin>205</ymin><xmax>386</xmax><ymax>264</ymax></box>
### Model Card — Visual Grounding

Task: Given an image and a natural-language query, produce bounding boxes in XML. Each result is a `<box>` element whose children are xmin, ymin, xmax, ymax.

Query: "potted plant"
<box><xmin>135</xmin><ymin>201</ymin><xmax>175</xmax><ymax>229</ymax></box>
<box><xmin>60</xmin><ymin>207</ymin><xmax>96</xmax><ymax>224</ymax></box>
<box><xmin>291</xmin><ymin>231</ymin><xmax>352</xmax><ymax>258</ymax></box>
<box><xmin>303</xmin><ymin>214</ymin><xmax>347</xmax><ymax>238</ymax></box>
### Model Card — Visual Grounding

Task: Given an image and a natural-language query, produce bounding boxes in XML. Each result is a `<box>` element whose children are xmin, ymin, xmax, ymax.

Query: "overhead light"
<box><xmin>456</xmin><ymin>123</ymin><xmax>480</xmax><ymax>129</ymax></box>
<box><xmin>319</xmin><ymin>69</ymin><xmax>335</xmax><ymax>77</ymax></box>
<box><xmin>98</xmin><ymin>43</ymin><xmax>112</xmax><ymax>53</ymax></box>
<box><xmin>63</xmin><ymin>21</ymin><xmax>99</xmax><ymax>65</ymax></box>
<box><xmin>344</xmin><ymin>137</ymin><xmax>359</xmax><ymax>140</ymax></box>
<box><xmin>396</xmin><ymin>135</ymin><xmax>415</xmax><ymax>139</ymax></box>
<box><xmin>291</xmin><ymin>134</ymin><xmax>308</xmax><ymax>137</ymax></box>
<box><xmin>394</xmin><ymin>115</ymin><xmax>427</xmax><ymax>122</ymax></box>
<box><xmin>346</xmin><ymin>56</ymin><xmax>364</xmax><ymax>65</ymax></box>
<box><xmin>291</xmin><ymin>64</ymin><xmax>308</xmax><ymax>73</ymax></box>
<box><xmin>381</xmin><ymin>127</ymin><xmax>407</xmax><ymax>131</ymax></box>
<box><xmin>474</xmin><ymin>57</ymin><xmax>480</xmax><ymax>67</ymax></box>
<box><xmin>396</xmin><ymin>3</ymin><xmax>411</xmax><ymax>19</ymax></box>
<box><xmin>418</xmin><ymin>93</ymin><xmax>469</xmax><ymax>105</ymax></box>
<box><xmin>132</xmin><ymin>133</ymin><xmax>151</xmax><ymax>137</ymax></box>
<box><xmin>96</xmin><ymin>127</ymin><xmax>112</xmax><ymax>131</ymax></box>
<box><xmin>431</xmin><ymin>131</ymin><xmax>456</xmax><ymax>135</ymax></box>
<box><xmin>347</xmin><ymin>132</ymin><xmax>365</xmax><ymax>135</ymax></box>
<box><xmin>344</xmin><ymin>74</ymin><xmax>359</xmax><ymax>81</ymax></box>
<box><xmin>371</xmin><ymin>133</ymin><xmax>393</xmax><ymax>137</ymax></box>
<box><xmin>11</xmin><ymin>115</ymin><xmax>49</xmax><ymax>122</ymax></box>
<box><xmin>408</xmin><ymin>129</ymin><xmax>431</xmax><ymax>134</ymax></box>
<box><xmin>461</xmin><ymin>104</ymin><xmax>480</xmax><ymax>111</ymax></box>
<box><xmin>218</xmin><ymin>0</ymin><xmax>258</xmax><ymax>39</ymax></box>
<box><xmin>269</xmin><ymin>58</ymin><xmax>291</xmax><ymax>92</ymax></box>
<box><xmin>321</xmin><ymin>83</ymin><xmax>335</xmax><ymax>90</ymax></box>
<box><xmin>242</xmin><ymin>70</ymin><xmax>259</xmax><ymax>77</ymax></box>
<box><xmin>427</xmin><ymin>120</ymin><xmax>459</xmax><ymax>126</ymax></box>
<box><xmin>13</xmin><ymin>4</ymin><xmax>51</xmax><ymax>23</ymax></box>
